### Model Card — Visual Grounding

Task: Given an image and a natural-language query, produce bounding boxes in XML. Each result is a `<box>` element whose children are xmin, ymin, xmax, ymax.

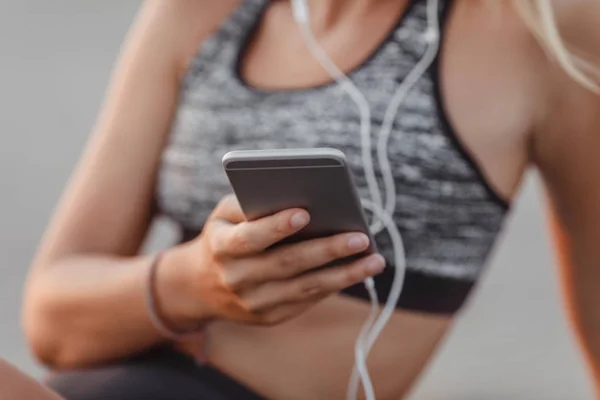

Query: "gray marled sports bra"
<box><xmin>157</xmin><ymin>0</ymin><xmax>510</xmax><ymax>314</ymax></box>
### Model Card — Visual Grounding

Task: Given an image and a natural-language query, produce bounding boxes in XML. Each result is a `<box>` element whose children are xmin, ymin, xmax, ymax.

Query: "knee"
<box><xmin>45</xmin><ymin>348</ymin><xmax>205</xmax><ymax>400</ymax></box>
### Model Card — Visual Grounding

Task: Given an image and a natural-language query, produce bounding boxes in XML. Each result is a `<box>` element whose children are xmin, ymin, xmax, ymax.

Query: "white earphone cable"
<box><xmin>352</xmin><ymin>199</ymin><xmax>407</xmax><ymax>400</ymax></box>
<box><xmin>292</xmin><ymin>1</ymin><xmax>441</xmax><ymax>399</ymax></box>
<box><xmin>295</xmin><ymin>15</ymin><xmax>381</xmax><ymax>399</ymax></box>
<box><xmin>373</xmin><ymin>0</ymin><xmax>441</xmax><ymax>235</ymax></box>
<box><xmin>348</xmin><ymin>1</ymin><xmax>441</xmax><ymax>398</ymax></box>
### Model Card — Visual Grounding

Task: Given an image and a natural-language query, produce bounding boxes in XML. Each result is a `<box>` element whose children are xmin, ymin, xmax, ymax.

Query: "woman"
<box><xmin>23</xmin><ymin>0</ymin><xmax>600</xmax><ymax>399</ymax></box>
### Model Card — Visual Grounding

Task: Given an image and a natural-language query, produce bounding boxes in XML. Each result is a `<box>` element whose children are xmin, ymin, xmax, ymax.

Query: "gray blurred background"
<box><xmin>0</xmin><ymin>1</ymin><xmax>594</xmax><ymax>399</ymax></box>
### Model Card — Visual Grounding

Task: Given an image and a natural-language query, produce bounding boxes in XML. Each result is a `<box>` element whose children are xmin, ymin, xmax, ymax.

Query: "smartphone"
<box><xmin>222</xmin><ymin>148</ymin><xmax>376</xmax><ymax>256</ymax></box>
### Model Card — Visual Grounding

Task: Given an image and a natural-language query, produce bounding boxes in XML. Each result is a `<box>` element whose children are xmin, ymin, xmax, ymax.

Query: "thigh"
<box><xmin>46</xmin><ymin>347</ymin><xmax>263</xmax><ymax>400</ymax></box>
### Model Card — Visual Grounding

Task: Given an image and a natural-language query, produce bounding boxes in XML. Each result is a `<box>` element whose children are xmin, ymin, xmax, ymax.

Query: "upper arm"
<box><xmin>534</xmin><ymin>85</ymin><xmax>600</xmax><ymax>271</ymax></box>
<box><xmin>531</xmin><ymin>3</ymin><xmax>600</xmax><ymax>387</ymax></box>
<box><xmin>532</xmin><ymin>0</ymin><xmax>600</xmax><ymax>316</ymax></box>
<box><xmin>33</xmin><ymin>0</ymin><xmax>235</xmax><ymax>265</ymax></box>
<box><xmin>533</xmin><ymin>0</ymin><xmax>600</xmax><ymax>245</ymax></box>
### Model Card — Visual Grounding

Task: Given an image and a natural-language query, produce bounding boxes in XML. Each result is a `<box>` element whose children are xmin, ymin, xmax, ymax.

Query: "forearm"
<box><xmin>23</xmin><ymin>250</ymin><xmax>200</xmax><ymax>369</ymax></box>
<box><xmin>0</xmin><ymin>359</ymin><xmax>63</xmax><ymax>400</ymax></box>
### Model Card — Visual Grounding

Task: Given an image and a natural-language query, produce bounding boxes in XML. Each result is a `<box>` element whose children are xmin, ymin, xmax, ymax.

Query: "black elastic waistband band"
<box><xmin>342</xmin><ymin>266</ymin><xmax>475</xmax><ymax>315</ymax></box>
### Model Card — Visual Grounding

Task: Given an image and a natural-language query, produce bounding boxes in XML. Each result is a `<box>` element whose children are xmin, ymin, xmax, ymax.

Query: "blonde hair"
<box><xmin>516</xmin><ymin>0</ymin><xmax>600</xmax><ymax>93</ymax></box>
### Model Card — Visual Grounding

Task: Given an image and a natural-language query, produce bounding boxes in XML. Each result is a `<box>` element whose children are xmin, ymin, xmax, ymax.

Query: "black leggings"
<box><xmin>46</xmin><ymin>347</ymin><xmax>265</xmax><ymax>400</ymax></box>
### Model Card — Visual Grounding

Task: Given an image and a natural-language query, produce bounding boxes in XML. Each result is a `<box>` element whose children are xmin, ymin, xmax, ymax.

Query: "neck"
<box><xmin>303</xmin><ymin>0</ymin><xmax>384</xmax><ymax>30</ymax></box>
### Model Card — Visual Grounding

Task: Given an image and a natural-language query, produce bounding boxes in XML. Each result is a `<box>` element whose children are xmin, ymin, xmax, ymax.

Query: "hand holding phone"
<box><xmin>161</xmin><ymin>195</ymin><xmax>386</xmax><ymax>328</ymax></box>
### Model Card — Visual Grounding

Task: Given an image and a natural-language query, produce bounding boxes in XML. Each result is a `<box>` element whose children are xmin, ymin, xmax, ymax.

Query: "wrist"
<box><xmin>153</xmin><ymin>245</ymin><xmax>215</xmax><ymax>333</ymax></box>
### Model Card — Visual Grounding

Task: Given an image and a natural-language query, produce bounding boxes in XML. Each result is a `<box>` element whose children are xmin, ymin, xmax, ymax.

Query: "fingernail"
<box><xmin>290</xmin><ymin>212</ymin><xmax>309</xmax><ymax>229</ymax></box>
<box><xmin>365</xmin><ymin>254</ymin><xmax>386</xmax><ymax>274</ymax></box>
<box><xmin>348</xmin><ymin>234</ymin><xmax>369</xmax><ymax>251</ymax></box>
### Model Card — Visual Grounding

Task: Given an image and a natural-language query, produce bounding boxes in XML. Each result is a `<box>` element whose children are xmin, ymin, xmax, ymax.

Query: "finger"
<box><xmin>211</xmin><ymin>208</ymin><xmax>310</xmax><ymax>257</ymax></box>
<box><xmin>234</xmin><ymin>232</ymin><xmax>372</xmax><ymax>285</ymax></box>
<box><xmin>210</xmin><ymin>194</ymin><xmax>246</xmax><ymax>224</ymax></box>
<box><xmin>245</xmin><ymin>254</ymin><xmax>386</xmax><ymax>310</ymax></box>
<box><xmin>285</xmin><ymin>254</ymin><xmax>386</xmax><ymax>301</ymax></box>
<box><xmin>256</xmin><ymin>297</ymin><xmax>326</xmax><ymax>326</ymax></box>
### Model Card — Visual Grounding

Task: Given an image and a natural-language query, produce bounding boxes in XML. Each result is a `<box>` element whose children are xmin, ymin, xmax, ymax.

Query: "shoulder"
<box><xmin>541</xmin><ymin>0</ymin><xmax>600</xmax><ymax>93</ymax></box>
<box><xmin>553</xmin><ymin>0</ymin><xmax>600</xmax><ymax>54</ymax></box>
<box><xmin>530</xmin><ymin>0</ymin><xmax>600</xmax><ymax>139</ymax></box>
<box><xmin>131</xmin><ymin>0</ymin><xmax>241</xmax><ymax>79</ymax></box>
<box><xmin>530</xmin><ymin>1</ymin><xmax>600</xmax><ymax>200</ymax></box>
<box><xmin>139</xmin><ymin>0</ymin><xmax>240</xmax><ymax>35</ymax></box>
